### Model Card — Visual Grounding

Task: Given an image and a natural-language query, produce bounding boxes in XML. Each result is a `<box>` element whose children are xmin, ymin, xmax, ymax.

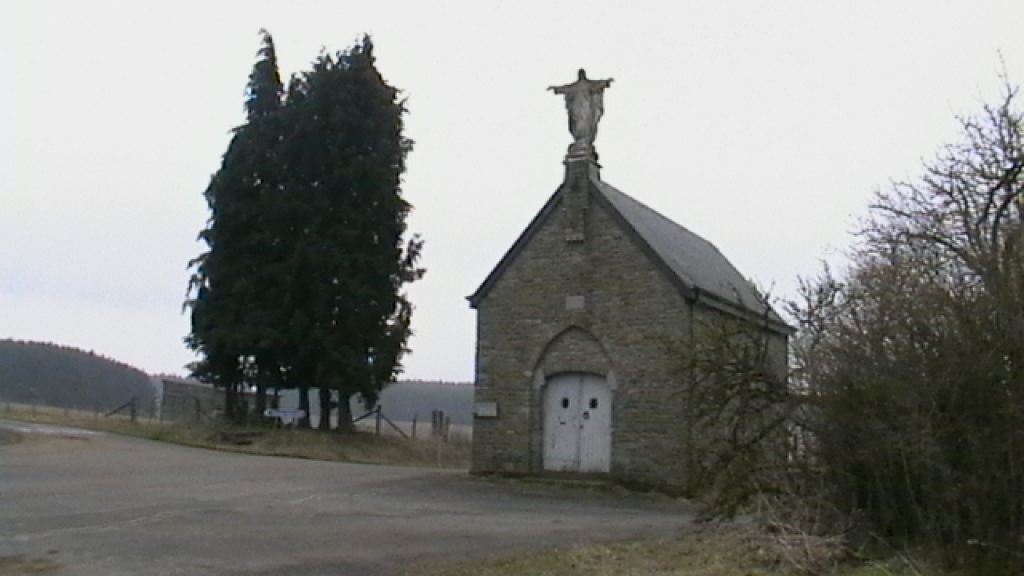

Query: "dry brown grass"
<box><xmin>401</xmin><ymin>524</ymin><xmax>940</xmax><ymax>576</ymax></box>
<box><xmin>403</xmin><ymin>525</ymin><xmax>776</xmax><ymax>576</ymax></box>
<box><xmin>187</xmin><ymin>425</ymin><xmax>470</xmax><ymax>469</ymax></box>
<box><xmin>0</xmin><ymin>428</ymin><xmax>21</xmax><ymax>445</ymax></box>
<box><xmin>0</xmin><ymin>554</ymin><xmax>62</xmax><ymax>575</ymax></box>
<box><xmin>1</xmin><ymin>402</ymin><xmax>140</xmax><ymax>431</ymax></box>
<box><xmin>1</xmin><ymin>403</ymin><xmax>470</xmax><ymax>469</ymax></box>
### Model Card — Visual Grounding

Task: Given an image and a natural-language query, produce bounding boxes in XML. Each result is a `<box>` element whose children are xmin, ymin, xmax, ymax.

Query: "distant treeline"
<box><xmin>0</xmin><ymin>339</ymin><xmax>157</xmax><ymax>411</ymax></box>
<box><xmin>370</xmin><ymin>380</ymin><xmax>473</xmax><ymax>426</ymax></box>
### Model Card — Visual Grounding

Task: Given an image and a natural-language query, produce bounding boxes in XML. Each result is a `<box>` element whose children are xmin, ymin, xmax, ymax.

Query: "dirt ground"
<box><xmin>0</xmin><ymin>421</ymin><xmax>693</xmax><ymax>576</ymax></box>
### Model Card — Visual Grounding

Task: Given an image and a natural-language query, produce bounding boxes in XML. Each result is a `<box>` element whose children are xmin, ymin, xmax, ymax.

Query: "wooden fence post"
<box><xmin>431</xmin><ymin>410</ymin><xmax>449</xmax><ymax>440</ymax></box>
<box><xmin>436</xmin><ymin>432</ymin><xmax>443</xmax><ymax>468</ymax></box>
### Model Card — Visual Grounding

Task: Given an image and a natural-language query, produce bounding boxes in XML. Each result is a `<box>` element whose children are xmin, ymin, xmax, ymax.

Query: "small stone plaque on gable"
<box><xmin>474</xmin><ymin>401</ymin><xmax>499</xmax><ymax>418</ymax></box>
<box><xmin>565</xmin><ymin>295</ymin><xmax>585</xmax><ymax>310</ymax></box>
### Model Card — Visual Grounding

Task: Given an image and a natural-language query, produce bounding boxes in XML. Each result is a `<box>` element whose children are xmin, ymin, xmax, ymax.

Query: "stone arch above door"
<box><xmin>531</xmin><ymin>326</ymin><xmax>615</xmax><ymax>386</ymax></box>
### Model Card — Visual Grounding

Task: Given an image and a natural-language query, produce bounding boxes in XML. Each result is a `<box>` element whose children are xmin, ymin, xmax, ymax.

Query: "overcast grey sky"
<box><xmin>1</xmin><ymin>1</ymin><xmax>1021</xmax><ymax>381</ymax></box>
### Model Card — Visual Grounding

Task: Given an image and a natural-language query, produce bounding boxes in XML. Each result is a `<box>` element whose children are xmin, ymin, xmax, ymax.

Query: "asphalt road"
<box><xmin>0</xmin><ymin>421</ymin><xmax>693</xmax><ymax>576</ymax></box>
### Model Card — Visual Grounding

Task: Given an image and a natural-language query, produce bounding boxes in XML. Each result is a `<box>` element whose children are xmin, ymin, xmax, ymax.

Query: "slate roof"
<box><xmin>592</xmin><ymin>180</ymin><xmax>787</xmax><ymax>329</ymax></box>
<box><xmin>469</xmin><ymin>172</ymin><xmax>790</xmax><ymax>333</ymax></box>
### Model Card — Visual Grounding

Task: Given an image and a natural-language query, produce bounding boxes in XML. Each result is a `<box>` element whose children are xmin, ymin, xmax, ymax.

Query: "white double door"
<box><xmin>543</xmin><ymin>373</ymin><xmax>611</xmax><ymax>473</ymax></box>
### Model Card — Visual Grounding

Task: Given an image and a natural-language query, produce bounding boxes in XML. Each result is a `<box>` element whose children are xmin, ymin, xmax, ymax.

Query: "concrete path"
<box><xmin>0</xmin><ymin>421</ymin><xmax>693</xmax><ymax>575</ymax></box>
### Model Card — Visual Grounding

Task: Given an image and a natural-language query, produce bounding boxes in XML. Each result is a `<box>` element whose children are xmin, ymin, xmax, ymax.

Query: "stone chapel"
<box><xmin>467</xmin><ymin>70</ymin><xmax>791</xmax><ymax>491</ymax></box>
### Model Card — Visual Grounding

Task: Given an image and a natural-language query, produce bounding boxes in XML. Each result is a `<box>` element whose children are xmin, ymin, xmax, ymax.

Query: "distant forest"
<box><xmin>367</xmin><ymin>380</ymin><xmax>473</xmax><ymax>425</ymax></box>
<box><xmin>276</xmin><ymin>380</ymin><xmax>474</xmax><ymax>427</ymax></box>
<box><xmin>0</xmin><ymin>339</ymin><xmax>157</xmax><ymax>411</ymax></box>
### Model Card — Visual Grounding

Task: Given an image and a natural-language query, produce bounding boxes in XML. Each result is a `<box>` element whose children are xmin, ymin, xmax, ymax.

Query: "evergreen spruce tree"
<box><xmin>277</xmin><ymin>36</ymin><xmax>422</xmax><ymax>431</ymax></box>
<box><xmin>187</xmin><ymin>33</ymin><xmax>422</xmax><ymax>430</ymax></box>
<box><xmin>186</xmin><ymin>30</ymin><xmax>285</xmax><ymax>421</ymax></box>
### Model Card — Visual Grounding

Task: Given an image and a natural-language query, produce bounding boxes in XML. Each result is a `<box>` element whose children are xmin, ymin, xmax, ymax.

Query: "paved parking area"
<box><xmin>0</xmin><ymin>421</ymin><xmax>693</xmax><ymax>575</ymax></box>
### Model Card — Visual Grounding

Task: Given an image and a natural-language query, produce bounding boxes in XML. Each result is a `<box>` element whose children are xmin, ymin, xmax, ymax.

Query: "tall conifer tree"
<box><xmin>187</xmin><ymin>33</ymin><xmax>422</xmax><ymax>429</ymax></box>
<box><xmin>277</xmin><ymin>36</ymin><xmax>422</xmax><ymax>430</ymax></box>
<box><xmin>186</xmin><ymin>30</ymin><xmax>285</xmax><ymax>420</ymax></box>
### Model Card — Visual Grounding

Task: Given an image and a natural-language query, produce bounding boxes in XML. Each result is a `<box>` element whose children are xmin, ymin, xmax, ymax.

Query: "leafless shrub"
<box><xmin>684</xmin><ymin>77</ymin><xmax>1024</xmax><ymax>575</ymax></box>
<box><xmin>787</xmin><ymin>78</ymin><xmax>1024</xmax><ymax>574</ymax></box>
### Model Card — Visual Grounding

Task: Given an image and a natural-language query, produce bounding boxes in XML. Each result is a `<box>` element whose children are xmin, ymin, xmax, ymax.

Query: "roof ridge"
<box><xmin>468</xmin><ymin>171</ymin><xmax>791</xmax><ymax>333</ymax></box>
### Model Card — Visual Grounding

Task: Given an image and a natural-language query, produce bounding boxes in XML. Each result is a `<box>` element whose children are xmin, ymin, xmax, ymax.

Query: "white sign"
<box><xmin>474</xmin><ymin>402</ymin><xmax>498</xmax><ymax>418</ymax></box>
<box><xmin>264</xmin><ymin>409</ymin><xmax>306</xmax><ymax>419</ymax></box>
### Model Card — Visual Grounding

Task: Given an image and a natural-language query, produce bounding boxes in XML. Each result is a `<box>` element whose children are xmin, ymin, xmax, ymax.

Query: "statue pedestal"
<box><xmin>564</xmin><ymin>151</ymin><xmax>601</xmax><ymax>183</ymax></box>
